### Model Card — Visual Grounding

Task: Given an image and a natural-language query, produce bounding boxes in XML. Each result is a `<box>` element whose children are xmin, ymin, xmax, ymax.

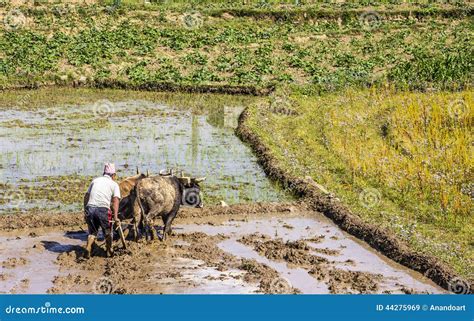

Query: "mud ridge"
<box><xmin>210</xmin><ymin>7</ymin><xmax>472</xmax><ymax>21</ymax></box>
<box><xmin>239</xmin><ymin>258</ymin><xmax>300</xmax><ymax>294</ymax></box>
<box><xmin>239</xmin><ymin>233</ymin><xmax>383</xmax><ymax>294</ymax></box>
<box><xmin>0</xmin><ymin>202</ymin><xmax>303</xmax><ymax>231</ymax></box>
<box><xmin>236</xmin><ymin>108</ymin><xmax>473</xmax><ymax>294</ymax></box>
<box><xmin>0</xmin><ymin>81</ymin><xmax>274</xmax><ymax>96</ymax></box>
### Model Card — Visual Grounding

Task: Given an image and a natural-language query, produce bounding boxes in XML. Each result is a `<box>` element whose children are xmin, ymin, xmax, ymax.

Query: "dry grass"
<box><xmin>323</xmin><ymin>89</ymin><xmax>472</xmax><ymax>219</ymax></box>
<box><xmin>247</xmin><ymin>88</ymin><xmax>473</xmax><ymax>277</ymax></box>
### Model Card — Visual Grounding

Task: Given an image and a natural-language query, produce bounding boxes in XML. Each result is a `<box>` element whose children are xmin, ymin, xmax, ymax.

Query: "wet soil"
<box><xmin>0</xmin><ymin>203</ymin><xmax>445</xmax><ymax>294</ymax></box>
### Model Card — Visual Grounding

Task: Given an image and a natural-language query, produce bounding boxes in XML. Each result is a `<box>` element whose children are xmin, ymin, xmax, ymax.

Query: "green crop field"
<box><xmin>0</xmin><ymin>1</ymin><xmax>471</xmax><ymax>91</ymax></box>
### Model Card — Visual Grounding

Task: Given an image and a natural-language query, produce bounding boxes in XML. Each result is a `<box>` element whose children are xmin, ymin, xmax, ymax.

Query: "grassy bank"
<box><xmin>243</xmin><ymin>88</ymin><xmax>473</xmax><ymax>279</ymax></box>
<box><xmin>0</xmin><ymin>3</ymin><xmax>472</xmax><ymax>91</ymax></box>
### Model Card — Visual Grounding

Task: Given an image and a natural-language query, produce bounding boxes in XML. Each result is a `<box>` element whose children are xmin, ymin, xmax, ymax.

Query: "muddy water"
<box><xmin>0</xmin><ymin>210</ymin><xmax>445</xmax><ymax>294</ymax></box>
<box><xmin>158</xmin><ymin>257</ymin><xmax>258</xmax><ymax>294</ymax></box>
<box><xmin>177</xmin><ymin>214</ymin><xmax>445</xmax><ymax>294</ymax></box>
<box><xmin>0</xmin><ymin>231</ymin><xmax>84</xmax><ymax>294</ymax></box>
<box><xmin>0</xmin><ymin>97</ymin><xmax>290</xmax><ymax>212</ymax></box>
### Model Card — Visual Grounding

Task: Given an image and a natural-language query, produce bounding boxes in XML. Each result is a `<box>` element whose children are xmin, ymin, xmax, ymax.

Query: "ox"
<box><xmin>129</xmin><ymin>171</ymin><xmax>205</xmax><ymax>241</ymax></box>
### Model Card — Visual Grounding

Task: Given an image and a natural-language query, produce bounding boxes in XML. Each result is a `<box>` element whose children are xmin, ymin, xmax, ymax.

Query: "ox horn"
<box><xmin>194</xmin><ymin>177</ymin><xmax>206</xmax><ymax>183</ymax></box>
<box><xmin>159</xmin><ymin>169</ymin><xmax>172</xmax><ymax>176</ymax></box>
<box><xmin>179</xmin><ymin>177</ymin><xmax>191</xmax><ymax>186</ymax></box>
<box><xmin>146</xmin><ymin>169</ymin><xmax>150</xmax><ymax>177</ymax></box>
<box><xmin>136</xmin><ymin>167</ymin><xmax>140</xmax><ymax>175</ymax></box>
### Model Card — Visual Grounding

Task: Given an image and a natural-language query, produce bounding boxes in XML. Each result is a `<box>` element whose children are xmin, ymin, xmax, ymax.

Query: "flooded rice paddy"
<box><xmin>0</xmin><ymin>89</ymin><xmax>290</xmax><ymax>212</ymax></box>
<box><xmin>0</xmin><ymin>89</ymin><xmax>446</xmax><ymax>294</ymax></box>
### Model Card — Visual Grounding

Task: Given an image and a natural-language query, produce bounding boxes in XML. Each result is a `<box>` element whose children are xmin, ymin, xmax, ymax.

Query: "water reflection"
<box><xmin>206</xmin><ymin>105</ymin><xmax>245</xmax><ymax>129</ymax></box>
<box><xmin>0</xmin><ymin>99</ymin><xmax>290</xmax><ymax>212</ymax></box>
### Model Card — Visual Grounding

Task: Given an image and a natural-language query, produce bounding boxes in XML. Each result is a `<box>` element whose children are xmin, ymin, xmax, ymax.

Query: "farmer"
<box><xmin>83</xmin><ymin>163</ymin><xmax>121</xmax><ymax>258</ymax></box>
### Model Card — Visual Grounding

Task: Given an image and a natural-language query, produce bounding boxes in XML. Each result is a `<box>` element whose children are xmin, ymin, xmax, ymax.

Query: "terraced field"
<box><xmin>0</xmin><ymin>2</ymin><xmax>471</xmax><ymax>91</ymax></box>
<box><xmin>0</xmin><ymin>1</ymin><xmax>472</xmax><ymax>294</ymax></box>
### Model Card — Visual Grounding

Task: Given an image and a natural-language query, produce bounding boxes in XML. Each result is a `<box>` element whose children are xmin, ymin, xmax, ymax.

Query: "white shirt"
<box><xmin>86</xmin><ymin>175</ymin><xmax>121</xmax><ymax>209</ymax></box>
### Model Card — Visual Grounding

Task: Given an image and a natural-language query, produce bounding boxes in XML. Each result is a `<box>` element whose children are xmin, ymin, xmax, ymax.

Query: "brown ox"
<box><xmin>130</xmin><ymin>172</ymin><xmax>205</xmax><ymax>241</ymax></box>
<box><xmin>117</xmin><ymin>169</ymin><xmax>148</xmax><ymax>240</ymax></box>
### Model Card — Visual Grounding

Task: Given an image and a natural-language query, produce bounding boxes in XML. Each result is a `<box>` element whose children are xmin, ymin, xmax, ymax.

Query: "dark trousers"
<box><xmin>85</xmin><ymin>206</ymin><xmax>112</xmax><ymax>237</ymax></box>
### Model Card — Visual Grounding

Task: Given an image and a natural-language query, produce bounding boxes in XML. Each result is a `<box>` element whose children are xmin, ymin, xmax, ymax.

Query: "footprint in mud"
<box><xmin>2</xmin><ymin>257</ymin><xmax>29</xmax><ymax>269</ymax></box>
<box><xmin>239</xmin><ymin>233</ymin><xmax>383</xmax><ymax>294</ymax></box>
